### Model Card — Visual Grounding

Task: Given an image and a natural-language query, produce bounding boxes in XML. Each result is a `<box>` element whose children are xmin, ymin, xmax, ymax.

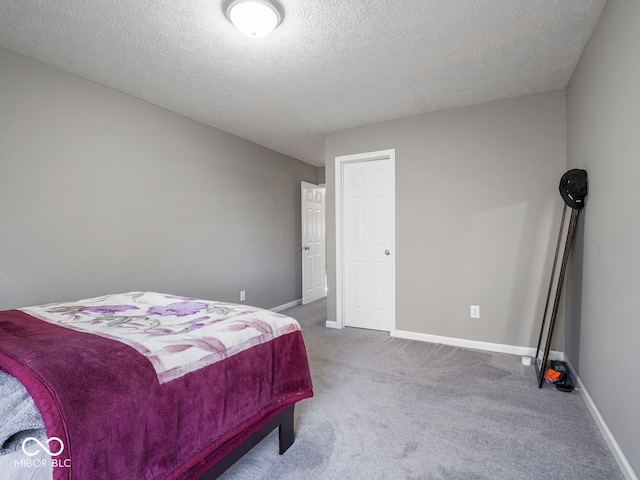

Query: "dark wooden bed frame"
<box><xmin>196</xmin><ymin>404</ymin><xmax>295</xmax><ymax>479</ymax></box>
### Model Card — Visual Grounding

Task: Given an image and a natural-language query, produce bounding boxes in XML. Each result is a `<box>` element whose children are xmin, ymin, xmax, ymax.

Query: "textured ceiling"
<box><xmin>0</xmin><ymin>0</ymin><xmax>606</xmax><ymax>166</ymax></box>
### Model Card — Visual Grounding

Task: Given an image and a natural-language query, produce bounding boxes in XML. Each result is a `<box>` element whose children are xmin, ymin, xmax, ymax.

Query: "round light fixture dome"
<box><xmin>224</xmin><ymin>0</ymin><xmax>284</xmax><ymax>38</ymax></box>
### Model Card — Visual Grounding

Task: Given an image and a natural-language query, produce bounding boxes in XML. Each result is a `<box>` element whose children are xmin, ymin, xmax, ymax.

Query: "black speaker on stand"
<box><xmin>534</xmin><ymin>169</ymin><xmax>588</xmax><ymax>388</ymax></box>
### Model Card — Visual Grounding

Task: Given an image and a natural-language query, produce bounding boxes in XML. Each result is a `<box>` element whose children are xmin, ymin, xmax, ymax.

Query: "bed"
<box><xmin>0</xmin><ymin>292</ymin><xmax>313</xmax><ymax>480</ymax></box>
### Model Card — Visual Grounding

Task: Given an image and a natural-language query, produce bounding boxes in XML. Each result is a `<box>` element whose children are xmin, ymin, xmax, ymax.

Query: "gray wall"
<box><xmin>0</xmin><ymin>48</ymin><xmax>317</xmax><ymax>310</ymax></box>
<box><xmin>566</xmin><ymin>0</ymin><xmax>640</xmax><ymax>474</ymax></box>
<box><xmin>326</xmin><ymin>90</ymin><xmax>567</xmax><ymax>350</ymax></box>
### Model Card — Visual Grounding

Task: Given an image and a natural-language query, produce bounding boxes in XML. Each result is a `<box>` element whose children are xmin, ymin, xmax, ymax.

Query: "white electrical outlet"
<box><xmin>240</xmin><ymin>291</ymin><xmax>246</xmax><ymax>302</ymax></box>
<box><xmin>470</xmin><ymin>305</ymin><xmax>480</xmax><ymax>318</ymax></box>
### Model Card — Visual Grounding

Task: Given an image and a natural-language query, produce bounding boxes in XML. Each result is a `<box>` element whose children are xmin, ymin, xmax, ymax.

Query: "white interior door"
<box><xmin>343</xmin><ymin>158</ymin><xmax>395</xmax><ymax>331</ymax></box>
<box><xmin>301</xmin><ymin>182</ymin><xmax>326</xmax><ymax>305</ymax></box>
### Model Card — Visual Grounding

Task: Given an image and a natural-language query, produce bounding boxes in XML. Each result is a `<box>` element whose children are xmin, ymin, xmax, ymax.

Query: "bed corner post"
<box><xmin>278</xmin><ymin>404</ymin><xmax>295</xmax><ymax>454</ymax></box>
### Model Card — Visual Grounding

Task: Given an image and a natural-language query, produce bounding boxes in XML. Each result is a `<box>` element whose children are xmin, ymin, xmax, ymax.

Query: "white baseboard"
<box><xmin>390</xmin><ymin>329</ymin><xmax>565</xmax><ymax>361</ymax></box>
<box><xmin>271</xmin><ymin>299</ymin><xmax>301</xmax><ymax>312</ymax></box>
<box><xmin>564</xmin><ymin>358</ymin><xmax>638</xmax><ymax>480</ymax></box>
<box><xmin>325</xmin><ymin>320</ymin><xmax>340</xmax><ymax>329</ymax></box>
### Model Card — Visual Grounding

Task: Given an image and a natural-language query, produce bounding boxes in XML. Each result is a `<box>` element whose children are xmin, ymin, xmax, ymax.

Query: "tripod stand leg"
<box><xmin>537</xmin><ymin>207</ymin><xmax>580</xmax><ymax>388</ymax></box>
<box><xmin>535</xmin><ymin>205</ymin><xmax>567</xmax><ymax>360</ymax></box>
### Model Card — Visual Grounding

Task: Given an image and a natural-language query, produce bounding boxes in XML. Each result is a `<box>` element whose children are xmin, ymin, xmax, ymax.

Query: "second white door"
<box><xmin>343</xmin><ymin>158</ymin><xmax>395</xmax><ymax>331</ymax></box>
<box><xmin>301</xmin><ymin>182</ymin><xmax>326</xmax><ymax>305</ymax></box>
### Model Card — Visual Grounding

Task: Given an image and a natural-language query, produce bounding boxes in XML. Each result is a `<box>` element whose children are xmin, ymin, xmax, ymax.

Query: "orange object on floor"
<box><xmin>544</xmin><ymin>368</ymin><xmax>561</xmax><ymax>382</ymax></box>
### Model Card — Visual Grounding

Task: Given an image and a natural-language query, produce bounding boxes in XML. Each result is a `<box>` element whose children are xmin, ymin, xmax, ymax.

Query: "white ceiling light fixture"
<box><xmin>223</xmin><ymin>0</ymin><xmax>284</xmax><ymax>38</ymax></box>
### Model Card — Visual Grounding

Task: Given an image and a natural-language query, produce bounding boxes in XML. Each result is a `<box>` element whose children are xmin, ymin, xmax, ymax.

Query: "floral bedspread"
<box><xmin>21</xmin><ymin>292</ymin><xmax>301</xmax><ymax>384</ymax></box>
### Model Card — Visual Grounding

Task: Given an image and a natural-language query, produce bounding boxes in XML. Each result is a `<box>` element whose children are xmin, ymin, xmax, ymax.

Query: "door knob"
<box><xmin>300</xmin><ymin>246</ymin><xmax>310</xmax><ymax>250</ymax></box>
<box><xmin>385</xmin><ymin>249</ymin><xmax>390</xmax><ymax>255</ymax></box>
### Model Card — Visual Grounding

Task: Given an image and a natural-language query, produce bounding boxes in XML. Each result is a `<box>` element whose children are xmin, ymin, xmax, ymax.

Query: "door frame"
<box><xmin>332</xmin><ymin>148</ymin><xmax>396</xmax><ymax>330</ymax></box>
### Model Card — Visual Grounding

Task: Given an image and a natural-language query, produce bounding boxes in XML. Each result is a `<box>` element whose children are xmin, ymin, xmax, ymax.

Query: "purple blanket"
<box><xmin>0</xmin><ymin>308</ymin><xmax>313</xmax><ymax>480</ymax></box>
